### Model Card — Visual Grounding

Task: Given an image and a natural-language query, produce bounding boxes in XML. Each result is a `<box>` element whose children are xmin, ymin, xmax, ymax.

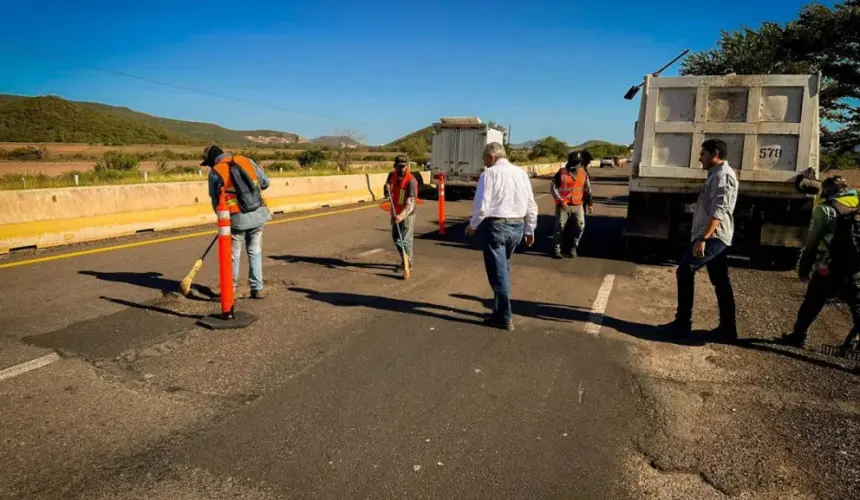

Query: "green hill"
<box><xmin>384</xmin><ymin>126</ymin><xmax>434</xmax><ymax>150</ymax></box>
<box><xmin>574</xmin><ymin>141</ymin><xmax>631</xmax><ymax>160</ymax></box>
<box><xmin>0</xmin><ymin>95</ymin><xmax>188</xmax><ymax>144</ymax></box>
<box><xmin>572</xmin><ymin>140</ymin><xmax>607</xmax><ymax>150</ymax></box>
<box><xmin>0</xmin><ymin>94</ymin><xmax>300</xmax><ymax>145</ymax></box>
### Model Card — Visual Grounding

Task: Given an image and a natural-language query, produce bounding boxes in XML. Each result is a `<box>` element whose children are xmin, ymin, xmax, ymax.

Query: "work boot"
<box><xmin>713</xmin><ymin>324</ymin><xmax>739</xmax><ymax>343</ymax></box>
<box><xmin>552</xmin><ymin>247</ymin><xmax>563</xmax><ymax>259</ymax></box>
<box><xmin>779</xmin><ymin>332</ymin><xmax>807</xmax><ymax>349</ymax></box>
<box><xmin>563</xmin><ymin>248</ymin><xmax>577</xmax><ymax>259</ymax></box>
<box><xmin>483</xmin><ymin>315</ymin><xmax>514</xmax><ymax>331</ymax></box>
<box><xmin>250</xmin><ymin>289</ymin><xmax>265</xmax><ymax>300</ymax></box>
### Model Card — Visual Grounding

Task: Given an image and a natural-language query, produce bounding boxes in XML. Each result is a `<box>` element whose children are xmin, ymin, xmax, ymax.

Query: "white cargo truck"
<box><xmin>430</xmin><ymin>117</ymin><xmax>506</xmax><ymax>197</ymax></box>
<box><xmin>625</xmin><ymin>73</ymin><xmax>821</xmax><ymax>265</ymax></box>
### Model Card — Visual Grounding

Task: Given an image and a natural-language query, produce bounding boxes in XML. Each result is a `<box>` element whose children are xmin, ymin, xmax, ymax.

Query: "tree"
<box><xmin>529</xmin><ymin>136</ymin><xmax>569</xmax><ymax>161</ymax></box>
<box><xmin>399</xmin><ymin>135</ymin><xmax>431</xmax><ymax>164</ymax></box>
<box><xmin>487</xmin><ymin>121</ymin><xmax>509</xmax><ymax>144</ymax></box>
<box><xmin>681</xmin><ymin>1</ymin><xmax>860</xmax><ymax>153</ymax></box>
<box><xmin>298</xmin><ymin>149</ymin><xmax>327</xmax><ymax>167</ymax></box>
<box><xmin>487</xmin><ymin>121</ymin><xmax>508</xmax><ymax>133</ymax></box>
<box><xmin>333</xmin><ymin>128</ymin><xmax>366</xmax><ymax>171</ymax></box>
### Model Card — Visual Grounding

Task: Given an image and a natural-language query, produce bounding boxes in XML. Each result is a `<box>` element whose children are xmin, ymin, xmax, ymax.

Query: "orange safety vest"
<box><xmin>555</xmin><ymin>167</ymin><xmax>587</xmax><ymax>206</ymax></box>
<box><xmin>389</xmin><ymin>171</ymin><xmax>415</xmax><ymax>214</ymax></box>
<box><xmin>212</xmin><ymin>155</ymin><xmax>265</xmax><ymax>214</ymax></box>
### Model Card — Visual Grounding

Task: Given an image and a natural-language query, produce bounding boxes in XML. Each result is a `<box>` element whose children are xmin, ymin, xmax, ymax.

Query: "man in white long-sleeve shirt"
<box><xmin>465</xmin><ymin>142</ymin><xmax>538</xmax><ymax>330</ymax></box>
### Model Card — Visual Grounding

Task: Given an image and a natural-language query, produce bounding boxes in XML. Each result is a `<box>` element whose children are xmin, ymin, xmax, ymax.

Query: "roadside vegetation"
<box><xmin>0</xmin><ymin>156</ymin><xmax>392</xmax><ymax>190</ymax></box>
<box><xmin>504</xmin><ymin>137</ymin><xmax>631</xmax><ymax>165</ymax></box>
<box><xmin>0</xmin><ymin>144</ymin><xmax>403</xmax><ymax>164</ymax></box>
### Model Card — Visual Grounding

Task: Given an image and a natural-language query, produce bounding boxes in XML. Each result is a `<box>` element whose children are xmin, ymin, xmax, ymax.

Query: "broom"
<box><xmin>180</xmin><ymin>235</ymin><xmax>218</xmax><ymax>297</ymax></box>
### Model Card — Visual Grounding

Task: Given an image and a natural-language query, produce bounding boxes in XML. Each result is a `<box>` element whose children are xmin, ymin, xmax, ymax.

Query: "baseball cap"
<box><xmin>201</xmin><ymin>144</ymin><xmax>224</xmax><ymax>166</ymax></box>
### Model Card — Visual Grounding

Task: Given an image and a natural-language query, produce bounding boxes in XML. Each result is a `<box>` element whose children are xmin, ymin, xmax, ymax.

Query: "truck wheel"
<box><xmin>752</xmin><ymin>247</ymin><xmax>799</xmax><ymax>271</ymax></box>
<box><xmin>623</xmin><ymin>236</ymin><xmax>654</xmax><ymax>264</ymax></box>
<box><xmin>771</xmin><ymin>248</ymin><xmax>800</xmax><ymax>271</ymax></box>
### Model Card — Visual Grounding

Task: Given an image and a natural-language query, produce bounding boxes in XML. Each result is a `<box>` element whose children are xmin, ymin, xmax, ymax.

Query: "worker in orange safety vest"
<box><xmin>384</xmin><ymin>155</ymin><xmax>419</xmax><ymax>273</ymax></box>
<box><xmin>550</xmin><ymin>150</ymin><xmax>593</xmax><ymax>259</ymax></box>
<box><xmin>204</xmin><ymin>144</ymin><xmax>271</xmax><ymax>299</ymax></box>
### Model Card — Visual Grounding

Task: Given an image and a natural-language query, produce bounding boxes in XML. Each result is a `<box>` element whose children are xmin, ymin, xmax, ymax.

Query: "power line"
<box><xmin>0</xmin><ymin>43</ymin><xmax>370</xmax><ymax>126</ymax></box>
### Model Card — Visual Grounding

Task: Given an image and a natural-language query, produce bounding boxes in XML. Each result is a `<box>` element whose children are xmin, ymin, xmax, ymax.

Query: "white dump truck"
<box><xmin>430</xmin><ymin>117</ymin><xmax>506</xmax><ymax>197</ymax></box>
<box><xmin>625</xmin><ymin>73</ymin><xmax>821</xmax><ymax>266</ymax></box>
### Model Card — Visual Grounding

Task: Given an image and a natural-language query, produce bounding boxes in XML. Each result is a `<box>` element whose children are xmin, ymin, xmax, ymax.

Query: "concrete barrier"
<box><xmin>0</xmin><ymin>173</ymin><xmax>386</xmax><ymax>254</ymax></box>
<box><xmin>0</xmin><ymin>165</ymin><xmax>561</xmax><ymax>254</ymax></box>
<box><xmin>523</xmin><ymin>163</ymin><xmax>561</xmax><ymax>177</ymax></box>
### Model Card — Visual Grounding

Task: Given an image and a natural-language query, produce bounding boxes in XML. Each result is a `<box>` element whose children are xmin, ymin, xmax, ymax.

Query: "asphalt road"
<box><xmin>1</xmin><ymin>168</ymin><xmax>858</xmax><ymax>499</ymax></box>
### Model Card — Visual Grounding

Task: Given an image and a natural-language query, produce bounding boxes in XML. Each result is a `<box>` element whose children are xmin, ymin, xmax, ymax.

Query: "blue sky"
<box><xmin>0</xmin><ymin>0</ymin><xmax>835</xmax><ymax>145</ymax></box>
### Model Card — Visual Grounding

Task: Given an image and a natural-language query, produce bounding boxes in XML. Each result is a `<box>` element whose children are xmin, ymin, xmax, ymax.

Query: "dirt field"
<box><xmin>0</xmin><ymin>160</ymin><xmax>393</xmax><ymax>177</ymax></box>
<box><xmin>0</xmin><ymin>143</ymin><xmax>403</xmax><ymax>160</ymax></box>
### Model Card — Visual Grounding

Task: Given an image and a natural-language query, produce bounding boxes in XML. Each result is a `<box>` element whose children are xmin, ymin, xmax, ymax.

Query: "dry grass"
<box><xmin>0</xmin><ymin>160</ymin><xmax>390</xmax><ymax>177</ymax></box>
<box><xmin>0</xmin><ymin>165</ymin><xmax>392</xmax><ymax>190</ymax></box>
<box><xmin>0</xmin><ymin>142</ymin><xmax>404</xmax><ymax>160</ymax></box>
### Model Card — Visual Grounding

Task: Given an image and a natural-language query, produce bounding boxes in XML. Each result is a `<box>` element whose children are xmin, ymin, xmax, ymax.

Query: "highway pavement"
<box><xmin>1</xmin><ymin>168</ymin><xmax>858</xmax><ymax>499</ymax></box>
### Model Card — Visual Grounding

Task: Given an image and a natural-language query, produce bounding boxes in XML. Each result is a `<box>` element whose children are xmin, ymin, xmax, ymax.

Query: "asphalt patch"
<box><xmin>22</xmin><ymin>299</ymin><xmax>198</xmax><ymax>359</ymax></box>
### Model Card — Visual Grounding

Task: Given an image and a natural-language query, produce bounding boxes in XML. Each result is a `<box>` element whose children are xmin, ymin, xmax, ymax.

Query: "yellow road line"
<box><xmin>0</xmin><ymin>204</ymin><xmax>377</xmax><ymax>270</ymax></box>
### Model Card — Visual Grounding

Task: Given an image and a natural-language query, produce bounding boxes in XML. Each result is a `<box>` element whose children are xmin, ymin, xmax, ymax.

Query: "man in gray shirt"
<box><xmin>664</xmin><ymin>139</ymin><xmax>739</xmax><ymax>341</ymax></box>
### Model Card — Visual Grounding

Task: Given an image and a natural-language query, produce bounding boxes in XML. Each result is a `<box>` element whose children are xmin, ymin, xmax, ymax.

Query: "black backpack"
<box><xmin>228</xmin><ymin>158</ymin><xmax>263</xmax><ymax>213</ymax></box>
<box><xmin>827</xmin><ymin>201</ymin><xmax>860</xmax><ymax>272</ymax></box>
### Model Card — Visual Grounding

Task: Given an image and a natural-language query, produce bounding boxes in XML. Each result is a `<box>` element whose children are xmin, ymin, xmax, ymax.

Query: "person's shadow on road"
<box><xmin>272</xmin><ymin>255</ymin><xmax>397</xmax><ymax>272</ymax></box>
<box><xmin>289</xmin><ymin>287</ymin><xmax>485</xmax><ymax>326</ymax></box>
<box><xmin>78</xmin><ymin>270</ymin><xmax>215</xmax><ymax>300</ymax></box>
<box><xmin>448</xmin><ymin>293</ymin><xmax>714</xmax><ymax>345</ymax></box>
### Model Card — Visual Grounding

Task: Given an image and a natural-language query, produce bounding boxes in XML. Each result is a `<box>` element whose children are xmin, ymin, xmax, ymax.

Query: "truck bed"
<box><xmin>631</xmin><ymin>74</ymin><xmax>820</xmax><ymax>193</ymax></box>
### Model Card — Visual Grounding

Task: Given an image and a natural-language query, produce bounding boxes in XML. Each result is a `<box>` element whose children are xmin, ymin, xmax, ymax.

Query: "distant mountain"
<box><xmin>510</xmin><ymin>140</ymin><xmax>618</xmax><ymax>151</ymax></box>
<box><xmin>311</xmin><ymin>135</ymin><xmax>365</xmax><ymax>148</ymax></box>
<box><xmin>571</xmin><ymin>140</ymin><xmax>617</xmax><ymax>151</ymax></box>
<box><xmin>0</xmin><ymin>94</ymin><xmax>301</xmax><ymax>145</ymax></box>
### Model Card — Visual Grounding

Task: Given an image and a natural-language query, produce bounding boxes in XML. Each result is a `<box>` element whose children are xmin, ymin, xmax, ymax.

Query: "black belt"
<box><xmin>486</xmin><ymin>217</ymin><xmax>523</xmax><ymax>223</ymax></box>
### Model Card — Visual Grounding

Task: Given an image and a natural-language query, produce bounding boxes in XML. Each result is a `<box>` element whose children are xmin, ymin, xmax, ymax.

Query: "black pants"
<box><xmin>675</xmin><ymin>239</ymin><xmax>736</xmax><ymax>329</ymax></box>
<box><xmin>793</xmin><ymin>270</ymin><xmax>860</xmax><ymax>342</ymax></box>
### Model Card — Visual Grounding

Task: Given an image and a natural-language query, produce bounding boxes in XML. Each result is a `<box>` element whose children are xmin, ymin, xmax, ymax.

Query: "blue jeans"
<box><xmin>675</xmin><ymin>239</ymin><xmax>736</xmax><ymax>329</ymax></box>
<box><xmin>232</xmin><ymin>225</ymin><xmax>264</xmax><ymax>291</ymax></box>
<box><xmin>479</xmin><ymin>219</ymin><xmax>524</xmax><ymax>324</ymax></box>
<box><xmin>392</xmin><ymin>212</ymin><xmax>416</xmax><ymax>264</ymax></box>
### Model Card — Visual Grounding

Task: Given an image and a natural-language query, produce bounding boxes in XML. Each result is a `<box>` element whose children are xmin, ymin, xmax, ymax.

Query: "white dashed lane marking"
<box><xmin>0</xmin><ymin>353</ymin><xmax>61</xmax><ymax>382</ymax></box>
<box><xmin>584</xmin><ymin>275</ymin><xmax>616</xmax><ymax>336</ymax></box>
